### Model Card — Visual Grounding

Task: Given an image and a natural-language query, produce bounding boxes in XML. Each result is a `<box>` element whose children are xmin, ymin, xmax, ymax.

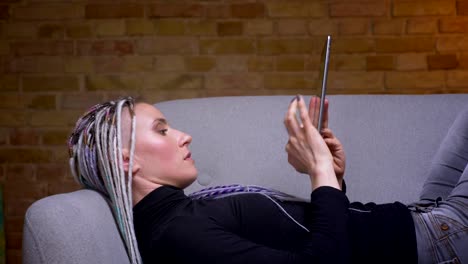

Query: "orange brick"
<box><xmin>267</xmin><ymin>2</ymin><xmax>327</xmax><ymax>18</ymax></box>
<box><xmin>458</xmin><ymin>0</ymin><xmax>468</xmax><ymax>15</ymax></box>
<box><xmin>37</xmin><ymin>164</ymin><xmax>70</xmax><ymax>182</ymax></box>
<box><xmin>0</xmin><ymin>41</ymin><xmax>9</xmax><ymax>55</ymax></box>
<box><xmin>95</xmin><ymin>20</ymin><xmax>125</xmax><ymax>37</ymax></box>
<box><xmin>8</xmin><ymin>57</ymin><xmax>65</xmax><ymax>73</ymax></box>
<box><xmin>276</xmin><ymin>56</ymin><xmax>304</xmax><ymax>71</ymax></box>
<box><xmin>4</xmin><ymin>181</ymin><xmax>47</xmax><ymax>201</ymax></box>
<box><xmin>27</xmin><ymin>111</ymin><xmax>80</xmax><ymax>127</ymax></box>
<box><xmin>65</xmin><ymin>57</ymin><xmax>94</xmax><ymax>73</ymax></box>
<box><xmin>5</xmin><ymin>200</ymin><xmax>34</xmax><ymax>219</ymax></box>
<box><xmin>206</xmin><ymin>73</ymin><xmax>262</xmax><ymax>90</ymax></box>
<box><xmin>94</xmin><ymin>56</ymin><xmax>125</xmax><ymax>73</ymax></box>
<box><xmin>186</xmin><ymin>20</ymin><xmax>216</xmax><ymax>36</ymax></box>
<box><xmin>396</xmin><ymin>53</ymin><xmax>427</xmax><ymax>71</ymax></box>
<box><xmin>85</xmin><ymin>4</ymin><xmax>143</xmax><ymax>19</ymax></box>
<box><xmin>61</xmin><ymin>93</ymin><xmax>104</xmax><ymax>109</ymax></box>
<box><xmin>0</xmin><ymin>75</ymin><xmax>19</xmax><ymax>91</ymax></box>
<box><xmin>339</xmin><ymin>19</ymin><xmax>369</xmax><ymax>35</ymax></box>
<box><xmin>86</xmin><ymin>75</ymin><xmax>142</xmax><ymax>91</ymax></box>
<box><xmin>26</xmin><ymin>94</ymin><xmax>56</xmax><ymax>110</ymax></box>
<box><xmin>308</xmin><ymin>20</ymin><xmax>338</xmax><ymax>36</ymax></box>
<box><xmin>328</xmin><ymin>71</ymin><xmax>384</xmax><ymax>91</ymax></box>
<box><xmin>38</xmin><ymin>24</ymin><xmax>64</xmax><ymax>39</ymax></box>
<box><xmin>11</xmin><ymin>41</ymin><xmax>73</xmax><ymax>56</ymax></box>
<box><xmin>447</xmin><ymin>70</ymin><xmax>468</xmax><ymax>88</ymax></box>
<box><xmin>393</xmin><ymin>0</ymin><xmax>456</xmax><ymax>16</ymax></box>
<box><xmin>427</xmin><ymin>54</ymin><xmax>458</xmax><ymax>69</ymax></box>
<box><xmin>48</xmin><ymin>181</ymin><xmax>81</xmax><ymax>196</ymax></box>
<box><xmin>155</xmin><ymin>56</ymin><xmax>185</xmax><ymax>71</ymax></box>
<box><xmin>149</xmin><ymin>3</ymin><xmax>204</xmax><ymax>18</ymax></box>
<box><xmin>66</xmin><ymin>22</ymin><xmax>93</xmax><ymax>39</ymax></box>
<box><xmin>0</xmin><ymin>93</ymin><xmax>22</xmax><ymax>109</ymax></box>
<box><xmin>41</xmin><ymin>129</ymin><xmax>69</xmax><ymax>146</ymax></box>
<box><xmin>332</xmin><ymin>38</ymin><xmax>374</xmax><ymax>53</ymax></box>
<box><xmin>215</xmin><ymin>56</ymin><xmax>248</xmax><ymax>72</ymax></box>
<box><xmin>248</xmin><ymin>56</ymin><xmax>274</xmax><ymax>72</ymax></box>
<box><xmin>9</xmin><ymin>128</ymin><xmax>39</xmax><ymax>146</ymax></box>
<box><xmin>373</xmin><ymin>19</ymin><xmax>405</xmax><ymax>35</ymax></box>
<box><xmin>155</xmin><ymin>20</ymin><xmax>186</xmax><ymax>36</ymax></box>
<box><xmin>13</xmin><ymin>4</ymin><xmax>84</xmax><ymax>20</ymax></box>
<box><xmin>137</xmin><ymin>37</ymin><xmax>197</xmax><ymax>55</ymax></box>
<box><xmin>0</xmin><ymin>148</ymin><xmax>55</xmax><ymax>163</ymax></box>
<box><xmin>205</xmin><ymin>5</ymin><xmax>230</xmax><ymax>18</ymax></box>
<box><xmin>385</xmin><ymin>71</ymin><xmax>445</xmax><ymax>91</ymax></box>
<box><xmin>0</xmin><ymin>5</ymin><xmax>9</xmax><ymax>19</ymax></box>
<box><xmin>41</xmin><ymin>57</ymin><xmax>66</xmax><ymax>73</ymax></box>
<box><xmin>7</xmin><ymin>57</ymin><xmax>35</xmax><ymax>73</ymax></box>
<box><xmin>4</xmin><ymin>22</ymin><xmax>36</xmax><ymax>38</ymax></box>
<box><xmin>332</xmin><ymin>55</ymin><xmax>366</xmax><ymax>71</ymax></box>
<box><xmin>258</xmin><ymin>38</ymin><xmax>320</xmax><ymax>55</ymax></box>
<box><xmin>407</xmin><ymin>18</ymin><xmax>438</xmax><ymax>34</ymax></box>
<box><xmin>317</xmin><ymin>55</ymin><xmax>366</xmax><ymax>71</ymax></box>
<box><xmin>264</xmin><ymin>73</ymin><xmax>310</xmax><ymax>89</ymax></box>
<box><xmin>277</xmin><ymin>19</ymin><xmax>307</xmax><ymax>35</ymax></box>
<box><xmin>217</xmin><ymin>21</ymin><xmax>243</xmax><ymax>36</ymax></box>
<box><xmin>123</xmin><ymin>56</ymin><xmax>153</xmax><ymax>72</ymax></box>
<box><xmin>245</xmin><ymin>20</ymin><xmax>273</xmax><ymax>35</ymax></box>
<box><xmin>330</xmin><ymin>1</ymin><xmax>388</xmax><ymax>17</ymax></box>
<box><xmin>439</xmin><ymin>17</ymin><xmax>468</xmax><ymax>33</ymax></box>
<box><xmin>77</xmin><ymin>40</ymin><xmax>133</xmax><ymax>56</ymax></box>
<box><xmin>5</xmin><ymin>164</ymin><xmax>35</xmax><ymax>182</ymax></box>
<box><xmin>201</xmin><ymin>38</ymin><xmax>255</xmax><ymax>54</ymax></box>
<box><xmin>126</xmin><ymin>19</ymin><xmax>156</xmax><ymax>36</ymax></box>
<box><xmin>366</xmin><ymin>55</ymin><xmax>395</xmax><ymax>70</ymax></box>
<box><xmin>23</xmin><ymin>76</ymin><xmax>79</xmax><ymax>92</ymax></box>
<box><xmin>376</xmin><ymin>37</ymin><xmax>434</xmax><ymax>53</ymax></box>
<box><xmin>231</xmin><ymin>3</ymin><xmax>265</xmax><ymax>18</ymax></box>
<box><xmin>143</xmin><ymin>73</ymin><xmax>203</xmax><ymax>90</ymax></box>
<box><xmin>458</xmin><ymin>53</ymin><xmax>468</xmax><ymax>68</ymax></box>
<box><xmin>185</xmin><ymin>56</ymin><xmax>216</xmax><ymax>72</ymax></box>
<box><xmin>437</xmin><ymin>36</ymin><xmax>468</xmax><ymax>51</ymax></box>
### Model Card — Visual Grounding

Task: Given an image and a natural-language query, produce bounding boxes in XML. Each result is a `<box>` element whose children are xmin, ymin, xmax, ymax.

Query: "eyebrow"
<box><xmin>153</xmin><ymin>118</ymin><xmax>168</xmax><ymax>126</ymax></box>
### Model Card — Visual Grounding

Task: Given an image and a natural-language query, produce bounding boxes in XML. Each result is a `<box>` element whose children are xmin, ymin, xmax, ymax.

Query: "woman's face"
<box><xmin>128</xmin><ymin>103</ymin><xmax>197</xmax><ymax>189</ymax></box>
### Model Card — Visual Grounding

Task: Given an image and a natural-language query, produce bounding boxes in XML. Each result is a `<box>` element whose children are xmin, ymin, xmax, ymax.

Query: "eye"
<box><xmin>159</xmin><ymin>129</ymin><xmax>168</xmax><ymax>136</ymax></box>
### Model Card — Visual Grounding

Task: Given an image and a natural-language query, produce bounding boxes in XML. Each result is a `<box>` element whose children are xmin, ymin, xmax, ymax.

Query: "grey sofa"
<box><xmin>22</xmin><ymin>94</ymin><xmax>468</xmax><ymax>264</ymax></box>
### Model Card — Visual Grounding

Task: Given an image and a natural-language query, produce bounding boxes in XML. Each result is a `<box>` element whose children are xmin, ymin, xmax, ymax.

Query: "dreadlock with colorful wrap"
<box><xmin>68</xmin><ymin>97</ymin><xmax>142</xmax><ymax>264</ymax></box>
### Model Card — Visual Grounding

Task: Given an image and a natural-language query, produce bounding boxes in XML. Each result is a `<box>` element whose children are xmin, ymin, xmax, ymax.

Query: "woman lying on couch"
<box><xmin>67</xmin><ymin>95</ymin><xmax>468</xmax><ymax>264</ymax></box>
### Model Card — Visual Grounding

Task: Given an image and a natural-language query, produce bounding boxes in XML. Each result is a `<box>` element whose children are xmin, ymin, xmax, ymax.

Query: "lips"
<box><xmin>184</xmin><ymin>152</ymin><xmax>192</xmax><ymax>160</ymax></box>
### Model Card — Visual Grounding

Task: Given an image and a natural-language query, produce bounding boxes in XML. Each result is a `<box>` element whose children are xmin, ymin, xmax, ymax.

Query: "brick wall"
<box><xmin>1</xmin><ymin>0</ymin><xmax>468</xmax><ymax>263</ymax></box>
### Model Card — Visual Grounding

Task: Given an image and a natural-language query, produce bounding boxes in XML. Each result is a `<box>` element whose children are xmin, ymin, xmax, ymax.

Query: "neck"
<box><xmin>132</xmin><ymin>176</ymin><xmax>163</xmax><ymax>206</ymax></box>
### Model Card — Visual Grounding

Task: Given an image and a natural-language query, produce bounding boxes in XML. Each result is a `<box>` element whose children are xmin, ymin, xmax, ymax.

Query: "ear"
<box><xmin>122</xmin><ymin>148</ymin><xmax>140</xmax><ymax>174</ymax></box>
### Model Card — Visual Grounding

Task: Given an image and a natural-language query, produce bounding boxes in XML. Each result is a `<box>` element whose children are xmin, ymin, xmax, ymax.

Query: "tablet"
<box><xmin>316</xmin><ymin>35</ymin><xmax>331</xmax><ymax>133</ymax></box>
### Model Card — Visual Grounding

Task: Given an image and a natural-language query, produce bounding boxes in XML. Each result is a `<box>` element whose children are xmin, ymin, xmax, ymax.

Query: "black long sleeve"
<box><xmin>133</xmin><ymin>186</ymin><xmax>350</xmax><ymax>264</ymax></box>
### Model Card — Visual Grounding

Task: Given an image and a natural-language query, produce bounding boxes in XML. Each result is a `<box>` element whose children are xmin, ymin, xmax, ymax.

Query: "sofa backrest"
<box><xmin>23</xmin><ymin>189</ymin><xmax>130</xmax><ymax>264</ymax></box>
<box><xmin>23</xmin><ymin>94</ymin><xmax>468</xmax><ymax>264</ymax></box>
<box><xmin>157</xmin><ymin>94</ymin><xmax>468</xmax><ymax>204</ymax></box>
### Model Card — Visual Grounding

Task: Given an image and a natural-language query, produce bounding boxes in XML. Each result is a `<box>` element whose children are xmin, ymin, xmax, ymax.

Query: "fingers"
<box><xmin>323</xmin><ymin>98</ymin><xmax>329</xmax><ymax>129</ymax></box>
<box><xmin>297</xmin><ymin>95</ymin><xmax>316</xmax><ymax>136</ymax></box>
<box><xmin>308</xmin><ymin>96</ymin><xmax>329</xmax><ymax>130</ymax></box>
<box><xmin>309</xmin><ymin>96</ymin><xmax>319</xmax><ymax>128</ymax></box>
<box><xmin>284</xmin><ymin>96</ymin><xmax>301</xmax><ymax>136</ymax></box>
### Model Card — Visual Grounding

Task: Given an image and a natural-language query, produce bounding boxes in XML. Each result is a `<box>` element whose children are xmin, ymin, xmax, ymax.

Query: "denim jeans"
<box><xmin>409</xmin><ymin>107</ymin><xmax>468</xmax><ymax>264</ymax></box>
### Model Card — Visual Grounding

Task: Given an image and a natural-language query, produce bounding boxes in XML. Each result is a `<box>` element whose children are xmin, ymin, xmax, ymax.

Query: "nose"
<box><xmin>178</xmin><ymin>131</ymin><xmax>192</xmax><ymax>147</ymax></box>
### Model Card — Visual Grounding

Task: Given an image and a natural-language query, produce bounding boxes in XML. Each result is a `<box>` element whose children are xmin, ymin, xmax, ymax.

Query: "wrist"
<box><xmin>308</xmin><ymin>164</ymin><xmax>340</xmax><ymax>190</ymax></box>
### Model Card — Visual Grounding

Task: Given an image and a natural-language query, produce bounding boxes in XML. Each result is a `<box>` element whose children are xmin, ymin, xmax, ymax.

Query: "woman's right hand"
<box><xmin>284</xmin><ymin>95</ymin><xmax>340</xmax><ymax>190</ymax></box>
<box><xmin>309</xmin><ymin>96</ymin><xmax>346</xmax><ymax>188</ymax></box>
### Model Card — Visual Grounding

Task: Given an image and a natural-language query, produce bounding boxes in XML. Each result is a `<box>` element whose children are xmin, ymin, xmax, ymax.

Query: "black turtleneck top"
<box><xmin>133</xmin><ymin>185</ymin><xmax>416</xmax><ymax>264</ymax></box>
